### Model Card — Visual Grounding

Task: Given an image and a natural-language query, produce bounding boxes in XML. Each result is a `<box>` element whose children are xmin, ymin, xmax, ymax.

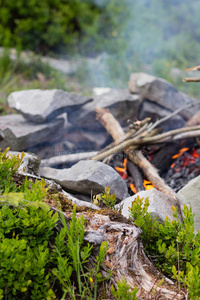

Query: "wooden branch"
<box><xmin>186</xmin><ymin>110</ymin><xmax>200</xmax><ymax>126</ymax></box>
<box><xmin>41</xmin><ymin>151</ymin><xmax>98</xmax><ymax>167</ymax></box>
<box><xmin>183</xmin><ymin>77</ymin><xmax>200</xmax><ymax>82</ymax></box>
<box><xmin>94</xmin><ymin>108</ymin><xmax>176</xmax><ymax>199</ymax></box>
<box><xmin>186</xmin><ymin>65</ymin><xmax>200</xmax><ymax>71</ymax></box>
<box><xmin>95</xmin><ymin>107</ymin><xmax>124</xmax><ymax>141</ymax></box>
<box><xmin>92</xmin><ymin>125</ymin><xmax>200</xmax><ymax>161</ymax></box>
<box><xmin>147</xmin><ymin>103</ymin><xmax>195</xmax><ymax>133</ymax></box>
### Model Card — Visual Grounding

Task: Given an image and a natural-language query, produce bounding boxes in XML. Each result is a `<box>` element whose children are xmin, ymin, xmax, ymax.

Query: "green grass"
<box><xmin>0</xmin><ymin>50</ymin><xmax>92</xmax><ymax>115</ymax></box>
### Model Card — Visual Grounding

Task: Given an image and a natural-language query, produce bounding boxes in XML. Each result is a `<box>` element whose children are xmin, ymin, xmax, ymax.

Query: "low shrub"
<box><xmin>0</xmin><ymin>148</ymin><xmax>110</xmax><ymax>299</ymax></box>
<box><xmin>129</xmin><ymin>196</ymin><xmax>200</xmax><ymax>298</ymax></box>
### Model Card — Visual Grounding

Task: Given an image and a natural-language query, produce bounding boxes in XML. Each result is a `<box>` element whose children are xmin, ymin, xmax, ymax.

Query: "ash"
<box><xmin>162</xmin><ymin>147</ymin><xmax>200</xmax><ymax>192</ymax></box>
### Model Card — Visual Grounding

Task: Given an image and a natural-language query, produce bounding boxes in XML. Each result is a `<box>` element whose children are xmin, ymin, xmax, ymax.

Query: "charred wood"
<box><xmin>127</xmin><ymin>159</ymin><xmax>145</xmax><ymax>192</ymax></box>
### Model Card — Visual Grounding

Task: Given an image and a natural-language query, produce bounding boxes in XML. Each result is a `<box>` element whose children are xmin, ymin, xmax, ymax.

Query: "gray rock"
<box><xmin>61</xmin><ymin>190</ymin><xmax>100</xmax><ymax>210</ymax></box>
<box><xmin>8</xmin><ymin>89</ymin><xmax>92</xmax><ymax>123</ymax></box>
<box><xmin>129</xmin><ymin>73</ymin><xmax>198</xmax><ymax>120</ymax></box>
<box><xmin>40</xmin><ymin>160</ymin><xmax>129</xmax><ymax>201</ymax></box>
<box><xmin>115</xmin><ymin>188</ymin><xmax>182</xmax><ymax>223</ymax></box>
<box><xmin>0</xmin><ymin>114</ymin><xmax>64</xmax><ymax>151</ymax></box>
<box><xmin>70</xmin><ymin>89</ymin><xmax>140</xmax><ymax>129</ymax></box>
<box><xmin>176</xmin><ymin>175</ymin><xmax>200</xmax><ymax>234</ymax></box>
<box><xmin>0</xmin><ymin>129</ymin><xmax>4</xmax><ymax>141</ymax></box>
<box><xmin>8</xmin><ymin>151</ymin><xmax>41</xmax><ymax>176</ymax></box>
<box><xmin>139</xmin><ymin>99</ymin><xmax>185</xmax><ymax>131</ymax></box>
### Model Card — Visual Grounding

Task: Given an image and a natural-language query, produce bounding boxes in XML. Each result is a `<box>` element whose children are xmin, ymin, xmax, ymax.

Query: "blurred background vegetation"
<box><xmin>0</xmin><ymin>0</ymin><xmax>200</xmax><ymax>114</ymax></box>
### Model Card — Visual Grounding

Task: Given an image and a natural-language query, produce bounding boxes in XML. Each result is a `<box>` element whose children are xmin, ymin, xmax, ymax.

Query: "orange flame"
<box><xmin>130</xmin><ymin>183</ymin><xmax>137</xmax><ymax>193</ymax></box>
<box><xmin>172</xmin><ymin>148</ymin><xmax>189</xmax><ymax>159</ymax></box>
<box><xmin>116</xmin><ymin>158</ymin><xmax>155</xmax><ymax>193</ymax></box>
<box><xmin>143</xmin><ymin>180</ymin><xmax>154</xmax><ymax>190</ymax></box>
<box><xmin>115</xmin><ymin>158</ymin><xmax>128</xmax><ymax>179</ymax></box>
<box><xmin>171</xmin><ymin>148</ymin><xmax>200</xmax><ymax>169</ymax></box>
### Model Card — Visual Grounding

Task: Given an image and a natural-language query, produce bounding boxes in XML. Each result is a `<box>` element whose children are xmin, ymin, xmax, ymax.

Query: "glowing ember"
<box><xmin>143</xmin><ymin>180</ymin><xmax>154</xmax><ymax>190</ymax></box>
<box><xmin>130</xmin><ymin>183</ymin><xmax>137</xmax><ymax>193</ymax></box>
<box><xmin>115</xmin><ymin>158</ymin><xmax>154</xmax><ymax>193</ymax></box>
<box><xmin>171</xmin><ymin>148</ymin><xmax>200</xmax><ymax>169</ymax></box>
<box><xmin>115</xmin><ymin>158</ymin><xmax>128</xmax><ymax>179</ymax></box>
<box><xmin>172</xmin><ymin>147</ymin><xmax>189</xmax><ymax>159</ymax></box>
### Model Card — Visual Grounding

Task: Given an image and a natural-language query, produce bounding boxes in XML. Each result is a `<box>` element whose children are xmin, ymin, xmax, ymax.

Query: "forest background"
<box><xmin>0</xmin><ymin>0</ymin><xmax>200</xmax><ymax>114</ymax></box>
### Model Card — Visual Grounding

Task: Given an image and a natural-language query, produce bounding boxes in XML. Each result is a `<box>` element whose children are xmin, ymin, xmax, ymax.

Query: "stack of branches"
<box><xmin>42</xmin><ymin>103</ymin><xmax>200</xmax><ymax>201</ymax></box>
<box><xmin>92</xmin><ymin>104</ymin><xmax>200</xmax><ymax>201</ymax></box>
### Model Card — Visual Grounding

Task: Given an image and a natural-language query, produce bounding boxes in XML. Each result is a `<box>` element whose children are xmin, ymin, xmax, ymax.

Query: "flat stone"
<box><xmin>176</xmin><ymin>175</ymin><xmax>200</xmax><ymax>234</ymax></box>
<box><xmin>8</xmin><ymin>151</ymin><xmax>41</xmax><ymax>175</ymax></box>
<box><xmin>40</xmin><ymin>160</ymin><xmax>129</xmax><ymax>201</ymax></box>
<box><xmin>0</xmin><ymin>114</ymin><xmax>64</xmax><ymax>151</ymax></box>
<box><xmin>115</xmin><ymin>188</ymin><xmax>182</xmax><ymax>223</ymax></box>
<box><xmin>129</xmin><ymin>73</ymin><xmax>198</xmax><ymax>120</ymax></box>
<box><xmin>70</xmin><ymin>89</ymin><xmax>140</xmax><ymax>129</ymax></box>
<box><xmin>8</xmin><ymin>89</ymin><xmax>92</xmax><ymax>123</ymax></box>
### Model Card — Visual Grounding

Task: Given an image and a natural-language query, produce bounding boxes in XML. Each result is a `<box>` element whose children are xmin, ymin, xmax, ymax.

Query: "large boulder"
<box><xmin>40</xmin><ymin>160</ymin><xmax>129</xmax><ymax>202</ymax></box>
<box><xmin>129</xmin><ymin>73</ymin><xmax>198</xmax><ymax>121</ymax></box>
<box><xmin>70</xmin><ymin>89</ymin><xmax>140</xmax><ymax>129</ymax></box>
<box><xmin>8</xmin><ymin>89</ymin><xmax>92</xmax><ymax>123</ymax></box>
<box><xmin>115</xmin><ymin>188</ymin><xmax>182</xmax><ymax>223</ymax></box>
<box><xmin>176</xmin><ymin>175</ymin><xmax>200</xmax><ymax>234</ymax></box>
<box><xmin>0</xmin><ymin>114</ymin><xmax>64</xmax><ymax>151</ymax></box>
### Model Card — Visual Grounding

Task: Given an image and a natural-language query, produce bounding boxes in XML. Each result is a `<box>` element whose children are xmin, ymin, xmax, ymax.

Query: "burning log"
<box><xmin>127</xmin><ymin>159</ymin><xmax>145</xmax><ymax>192</ymax></box>
<box><xmin>94</xmin><ymin>108</ymin><xmax>177</xmax><ymax>199</ymax></box>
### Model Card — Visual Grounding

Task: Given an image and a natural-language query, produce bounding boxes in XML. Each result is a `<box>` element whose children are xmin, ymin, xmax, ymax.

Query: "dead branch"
<box><xmin>186</xmin><ymin>65</ymin><xmax>200</xmax><ymax>71</ymax></box>
<box><xmin>183</xmin><ymin>77</ymin><xmax>200</xmax><ymax>82</ymax></box>
<box><xmin>147</xmin><ymin>103</ymin><xmax>195</xmax><ymax>133</ymax></box>
<box><xmin>92</xmin><ymin>125</ymin><xmax>200</xmax><ymax>161</ymax></box>
<box><xmin>41</xmin><ymin>151</ymin><xmax>98</xmax><ymax>167</ymax></box>
<box><xmin>186</xmin><ymin>110</ymin><xmax>200</xmax><ymax>126</ymax></box>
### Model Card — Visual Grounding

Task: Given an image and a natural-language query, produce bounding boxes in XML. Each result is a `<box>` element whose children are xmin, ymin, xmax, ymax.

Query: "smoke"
<box><xmin>84</xmin><ymin>0</ymin><xmax>200</xmax><ymax>89</ymax></box>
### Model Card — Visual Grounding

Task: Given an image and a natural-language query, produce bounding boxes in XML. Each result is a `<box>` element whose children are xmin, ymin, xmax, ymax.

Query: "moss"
<box><xmin>94</xmin><ymin>208</ymin><xmax>132</xmax><ymax>225</ymax></box>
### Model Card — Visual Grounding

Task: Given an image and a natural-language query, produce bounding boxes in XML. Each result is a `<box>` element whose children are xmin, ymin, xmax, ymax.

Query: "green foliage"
<box><xmin>93</xmin><ymin>185</ymin><xmax>117</xmax><ymax>209</ymax></box>
<box><xmin>0</xmin><ymin>147</ymin><xmax>25</xmax><ymax>194</ymax></box>
<box><xmin>21</xmin><ymin>177</ymin><xmax>48</xmax><ymax>202</ymax></box>
<box><xmin>52</xmin><ymin>206</ymin><xmax>111</xmax><ymax>300</ymax></box>
<box><xmin>0</xmin><ymin>148</ymin><xmax>111</xmax><ymax>299</ymax></box>
<box><xmin>111</xmin><ymin>278</ymin><xmax>138</xmax><ymax>300</ymax></box>
<box><xmin>0</xmin><ymin>193</ymin><xmax>58</xmax><ymax>299</ymax></box>
<box><xmin>129</xmin><ymin>196</ymin><xmax>200</xmax><ymax>298</ymax></box>
<box><xmin>0</xmin><ymin>0</ymin><xmax>125</xmax><ymax>55</ymax></box>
